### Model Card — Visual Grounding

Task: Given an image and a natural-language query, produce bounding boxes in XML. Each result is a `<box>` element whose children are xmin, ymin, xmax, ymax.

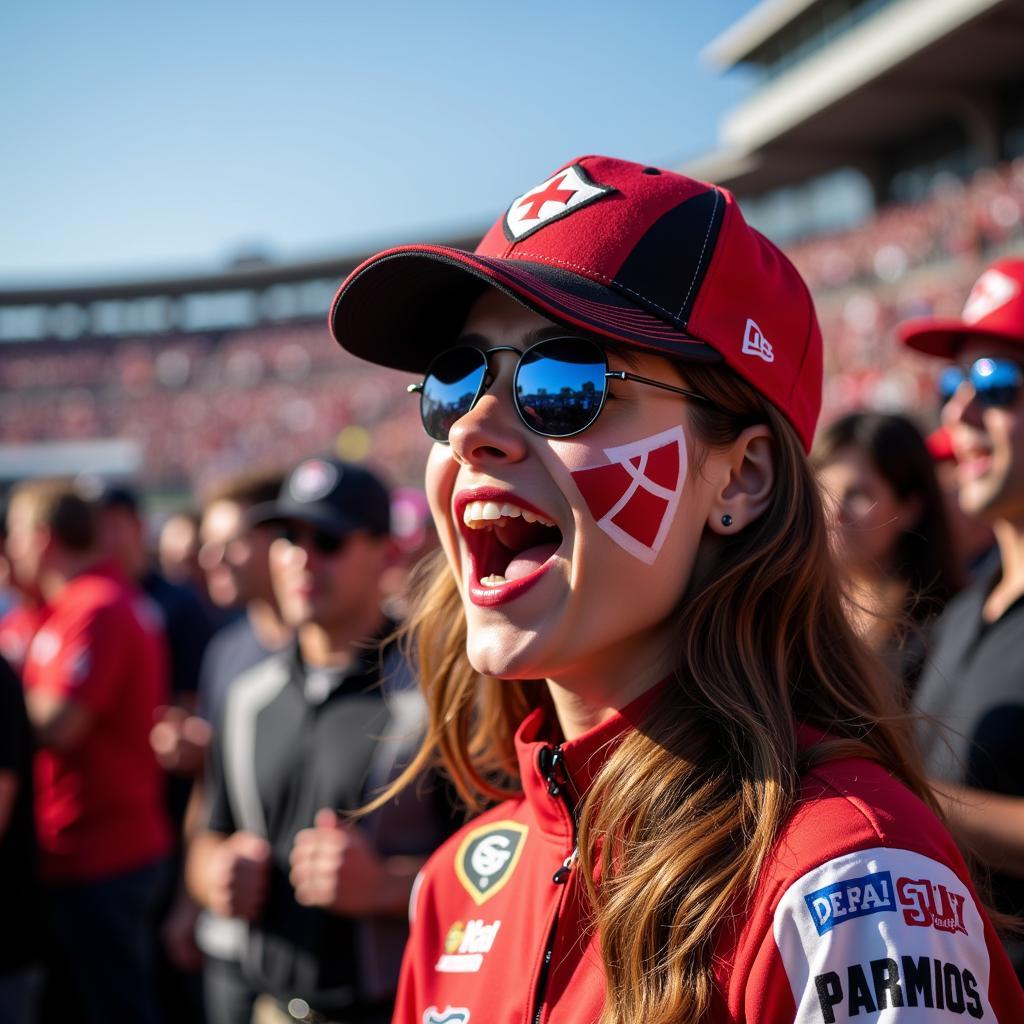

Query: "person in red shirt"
<box><xmin>5</xmin><ymin>479</ymin><xmax>171</xmax><ymax>1024</ymax></box>
<box><xmin>329</xmin><ymin>156</ymin><xmax>1024</xmax><ymax>1022</ymax></box>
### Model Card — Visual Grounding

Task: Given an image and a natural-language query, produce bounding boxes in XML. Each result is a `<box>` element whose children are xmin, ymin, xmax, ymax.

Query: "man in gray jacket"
<box><xmin>187</xmin><ymin>457</ymin><xmax>454</xmax><ymax>1024</ymax></box>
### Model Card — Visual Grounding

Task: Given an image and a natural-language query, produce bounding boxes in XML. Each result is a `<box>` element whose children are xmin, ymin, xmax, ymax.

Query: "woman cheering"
<box><xmin>330</xmin><ymin>156</ymin><xmax>1023</xmax><ymax>1023</ymax></box>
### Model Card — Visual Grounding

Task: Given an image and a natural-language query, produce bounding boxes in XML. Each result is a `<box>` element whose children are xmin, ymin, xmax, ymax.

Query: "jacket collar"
<box><xmin>513</xmin><ymin>681</ymin><xmax>665</xmax><ymax>842</ymax></box>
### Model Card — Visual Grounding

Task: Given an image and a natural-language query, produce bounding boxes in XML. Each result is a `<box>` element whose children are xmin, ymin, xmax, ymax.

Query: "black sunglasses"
<box><xmin>938</xmin><ymin>357</ymin><xmax>1024</xmax><ymax>409</ymax></box>
<box><xmin>408</xmin><ymin>336</ymin><xmax>713</xmax><ymax>442</ymax></box>
<box><xmin>280</xmin><ymin>522</ymin><xmax>349</xmax><ymax>555</ymax></box>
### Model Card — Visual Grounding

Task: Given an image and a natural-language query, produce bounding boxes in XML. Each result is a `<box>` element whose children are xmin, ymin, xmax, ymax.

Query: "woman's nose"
<box><xmin>447</xmin><ymin>352</ymin><xmax>529</xmax><ymax>467</ymax></box>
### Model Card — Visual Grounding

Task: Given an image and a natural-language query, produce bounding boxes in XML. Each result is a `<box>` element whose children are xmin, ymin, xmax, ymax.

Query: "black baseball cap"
<box><xmin>249</xmin><ymin>457</ymin><xmax>391</xmax><ymax>537</ymax></box>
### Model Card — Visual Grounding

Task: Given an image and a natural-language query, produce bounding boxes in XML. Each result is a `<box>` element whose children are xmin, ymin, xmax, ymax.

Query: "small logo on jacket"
<box><xmin>804</xmin><ymin>869</ymin><xmax>970</xmax><ymax>938</ymax></box>
<box><xmin>423</xmin><ymin>1007</ymin><xmax>471</xmax><ymax>1024</ymax></box>
<box><xmin>805</xmin><ymin>871</ymin><xmax>896</xmax><ymax>935</ymax></box>
<box><xmin>897</xmin><ymin>876</ymin><xmax>968</xmax><ymax>935</ymax></box>
<box><xmin>454</xmin><ymin>821</ymin><xmax>528</xmax><ymax>905</ymax></box>
<box><xmin>741</xmin><ymin>319</ymin><xmax>774</xmax><ymax>362</ymax></box>
<box><xmin>435</xmin><ymin>918</ymin><xmax>502</xmax><ymax>973</ymax></box>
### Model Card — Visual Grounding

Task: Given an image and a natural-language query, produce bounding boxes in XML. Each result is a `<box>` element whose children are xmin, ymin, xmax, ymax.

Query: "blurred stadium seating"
<box><xmin>0</xmin><ymin>322</ymin><xmax>430</xmax><ymax>492</ymax></box>
<box><xmin>2</xmin><ymin>158</ymin><xmax>1022</xmax><ymax>493</ymax></box>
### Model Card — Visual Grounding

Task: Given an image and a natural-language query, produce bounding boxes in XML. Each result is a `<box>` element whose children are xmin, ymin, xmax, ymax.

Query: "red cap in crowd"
<box><xmin>900</xmin><ymin>257</ymin><xmax>1024</xmax><ymax>358</ymax></box>
<box><xmin>330</xmin><ymin>155</ymin><xmax>823</xmax><ymax>451</ymax></box>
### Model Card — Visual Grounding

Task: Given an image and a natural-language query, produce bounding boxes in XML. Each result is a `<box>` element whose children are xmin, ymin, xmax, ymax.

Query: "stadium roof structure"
<box><xmin>687</xmin><ymin>0</ymin><xmax>1024</xmax><ymax>197</ymax></box>
<box><xmin>0</xmin><ymin>234</ymin><xmax>481</xmax><ymax>341</ymax></box>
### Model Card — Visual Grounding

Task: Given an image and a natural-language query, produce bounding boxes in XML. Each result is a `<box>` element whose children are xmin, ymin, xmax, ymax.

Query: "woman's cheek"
<box><xmin>425</xmin><ymin>443</ymin><xmax>462</xmax><ymax>575</ymax></box>
<box><xmin>549</xmin><ymin>426</ymin><xmax>690</xmax><ymax>566</ymax></box>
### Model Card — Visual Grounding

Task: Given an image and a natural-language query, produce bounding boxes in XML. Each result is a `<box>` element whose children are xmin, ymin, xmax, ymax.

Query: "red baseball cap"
<box><xmin>900</xmin><ymin>257</ymin><xmax>1024</xmax><ymax>358</ymax></box>
<box><xmin>330</xmin><ymin>155</ymin><xmax>823</xmax><ymax>450</ymax></box>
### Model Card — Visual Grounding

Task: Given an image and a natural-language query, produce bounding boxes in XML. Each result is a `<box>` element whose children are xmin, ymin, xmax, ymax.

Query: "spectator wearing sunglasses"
<box><xmin>329</xmin><ymin>157</ymin><xmax>1024</xmax><ymax>1023</ymax></box>
<box><xmin>901</xmin><ymin>256</ymin><xmax>1024</xmax><ymax>980</ymax></box>
<box><xmin>186</xmin><ymin>457</ymin><xmax>455</xmax><ymax>1024</ymax></box>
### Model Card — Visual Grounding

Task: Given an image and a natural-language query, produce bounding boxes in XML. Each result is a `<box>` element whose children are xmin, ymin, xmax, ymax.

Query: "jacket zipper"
<box><xmin>531</xmin><ymin>744</ymin><xmax>579</xmax><ymax>1024</ymax></box>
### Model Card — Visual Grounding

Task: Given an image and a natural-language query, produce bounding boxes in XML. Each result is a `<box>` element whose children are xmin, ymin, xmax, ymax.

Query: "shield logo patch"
<box><xmin>503</xmin><ymin>164</ymin><xmax>613</xmax><ymax>242</ymax></box>
<box><xmin>454</xmin><ymin>821</ymin><xmax>528</xmax><ymax>905</ymax></box>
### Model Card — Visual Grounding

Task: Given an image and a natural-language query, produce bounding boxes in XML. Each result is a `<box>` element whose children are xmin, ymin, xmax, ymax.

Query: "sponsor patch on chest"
<box><xmin>423</xmin><ymin>1006</ymin><xmax>471</xmax><ymax>1024</ymax></box>
<box><xmin>454</xmin><ymin>821</ymin><xmax>528</xmax><ymax>905</ymax></box>
<box><xmin>435</xmin><ymin>918</ymin><xmax>501</xmax><ymax>973</ymax></box>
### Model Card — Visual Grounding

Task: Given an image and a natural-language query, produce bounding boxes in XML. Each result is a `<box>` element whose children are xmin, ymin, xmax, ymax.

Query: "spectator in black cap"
<box><xmin>187</xmin><ymin>457</ymin><xmax>455</xmax><ymax>1024</ymax></box>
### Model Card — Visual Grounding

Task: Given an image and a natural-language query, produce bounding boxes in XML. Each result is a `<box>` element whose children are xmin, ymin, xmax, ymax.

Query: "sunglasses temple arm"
<box><xmin>607</xmin><ymin>370</ymin><xmax>712</xmax><ymax>406</ymax></box>
<box><xmin>407</xmin><ymin>383</ymin><xmax>424</xmax><ymax>394</ymax></box>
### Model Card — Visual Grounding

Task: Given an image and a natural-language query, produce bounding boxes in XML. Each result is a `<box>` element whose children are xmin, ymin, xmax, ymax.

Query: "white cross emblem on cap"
<box><xmin>504</xmin><ymin>164</ymin><xmax>612</xmax><ymax>242</ymax></box>
<box><xmin>963</xmin><ymin>269</ymin><xmax>1020</xmax><ymax>324</ymax></box>
<box><xmin>289</xmin><ymin>459</ymin><xmax>338</xmax><ymax>503</ymax></box>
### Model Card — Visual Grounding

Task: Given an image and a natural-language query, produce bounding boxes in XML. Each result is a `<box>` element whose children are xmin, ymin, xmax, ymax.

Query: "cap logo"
<box><xmin>963</xmin><ymin>269</ymin><xmax>1020</xmax><ymax>325</ymax></box>
<box><xmin>289</xmin><ymin>459</ymin><xmax>338</xmax><ymax>503</ymax></box>
<box><xmin>503</xmin><ymin>164</ymin><xmax>613</xmax><ymax>242</ymax></box>
<box><xmin>741</xmin><ymin>319</ymin><xmax>774</xmax><ymax>363</ymax></box>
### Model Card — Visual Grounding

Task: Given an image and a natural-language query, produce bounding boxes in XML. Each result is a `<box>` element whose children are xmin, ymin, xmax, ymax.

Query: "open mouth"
<box><xmin>457</xmin><ymin>491</ymin><xmax>563</xmax><ymax>603</ymax></box>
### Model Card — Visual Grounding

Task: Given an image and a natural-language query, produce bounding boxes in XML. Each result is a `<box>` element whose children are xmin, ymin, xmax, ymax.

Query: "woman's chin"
<box><xmin>465</xmin><ymin>628</ymin><xmax>549</xmax><ymax>681</ymax></box>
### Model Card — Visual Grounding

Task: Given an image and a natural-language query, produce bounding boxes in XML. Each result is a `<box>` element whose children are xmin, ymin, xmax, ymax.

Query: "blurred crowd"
<box><xmin>2</xmin><ymin>160</ymin><xmax>1023</xmax><ymax>499</ymax></box>
<box><xmin>2</xmin><ymin>167</ymin><xmax>1024</xmax><ymax>1023</ymax></box>
<box><xmin>0</xmin><ymin>458</ymin><xmax>446</xmax><ymax>1024</ymax></box>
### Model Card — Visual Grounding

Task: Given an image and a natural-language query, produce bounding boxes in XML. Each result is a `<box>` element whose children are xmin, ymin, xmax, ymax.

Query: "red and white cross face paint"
<box><xmin>570</xmin><ymin>426</ymin><xmax>687</xmax><ymax>565</ymax></box>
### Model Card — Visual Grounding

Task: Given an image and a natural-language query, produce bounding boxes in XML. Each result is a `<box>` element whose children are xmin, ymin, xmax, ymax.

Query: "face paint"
<box><xmin>569</xmin><ymin>425</ymin><xmax>687</xmax><ymax>564</ymax></box>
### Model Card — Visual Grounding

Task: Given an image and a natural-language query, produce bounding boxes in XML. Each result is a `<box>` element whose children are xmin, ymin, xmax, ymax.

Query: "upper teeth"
<box><xmin>462</xmin><ymin>500</ymin><xmax>555</xmax><ymax>529</ymax></box>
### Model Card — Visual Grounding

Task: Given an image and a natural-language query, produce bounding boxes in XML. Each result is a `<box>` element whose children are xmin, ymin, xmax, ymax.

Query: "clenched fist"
<box><xmin>289</xmin><ymin>808</ymin><xmax>389</xmax><ymax>916</ymax></box>
<box><xmin>206</xmin><ymin>830</ymin><xmax>271</xmax><ymax>921</ymax></box>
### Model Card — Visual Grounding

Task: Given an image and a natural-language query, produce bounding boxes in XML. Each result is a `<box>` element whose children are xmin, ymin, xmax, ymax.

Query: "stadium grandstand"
<box><xmin>2</xmin><ymin>0</ymin><xmax>1023</xmax><ymax>498</ymax></box>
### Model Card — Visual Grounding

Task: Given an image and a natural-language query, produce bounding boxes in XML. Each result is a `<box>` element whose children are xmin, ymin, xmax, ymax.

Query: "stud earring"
<box><xmin>721</xmin><ymin>514</ymin><xmax>733</xmax><ymax>528</ymax></box>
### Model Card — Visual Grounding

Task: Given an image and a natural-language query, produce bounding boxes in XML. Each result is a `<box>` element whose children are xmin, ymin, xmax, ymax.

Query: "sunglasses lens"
<box><xmin>515</xmin><ymin>338</ymin><xmax>608</xmax><ymax>437</ymax></box>
<box><xmin>282</xmin><ymin>524</ymin><xmax>347</xmax><ymax>555</ymax></box>
<box><xmin>973</xmin><ymin>358</ymin><xmax>1023</xmax><ymax>408</ymax></box>
<box><xmin>938</xmin><ymin>367</ymin><xmax>964</xmax><ymax>405</ymax></box>
<box><xmin>420</xmin><ymin>348</ymin><xmax>488</xmax><ymax>441</ymax></box>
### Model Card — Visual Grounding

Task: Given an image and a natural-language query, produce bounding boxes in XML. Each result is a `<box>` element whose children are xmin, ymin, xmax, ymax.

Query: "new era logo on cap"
<box><xmin>503</xmin><ymin>164</ymin><xmax>613</xmax><ymax>242</ymax></box>
<box><xmin>741</xmin><ymin>319</ymin><xmax>774</xmax><ymax>363</ymax></box>
<box><xmin>963</xmin><ymin>268</ymin><xmax>1021</xmax><ymax>325</ymax></box>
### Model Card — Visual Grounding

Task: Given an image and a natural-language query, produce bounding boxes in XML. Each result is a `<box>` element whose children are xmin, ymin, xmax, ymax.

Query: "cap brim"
<box><xmin>329</xmin><ymin>244</ymin><xmax>721</xmax><ymax>372</ymax></box>
<box><xmin>248</xmin><ymin>501</ymin><xmax>360</xmax><ymax>535</ymax></box>
<box><xmin>899</xmin><ymin>318</ymin><xmax>1024</xmax><ymax>358</ymax></box>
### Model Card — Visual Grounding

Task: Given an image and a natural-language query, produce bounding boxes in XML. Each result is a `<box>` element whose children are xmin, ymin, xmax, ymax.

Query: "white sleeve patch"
<box><xmin>773</xmin><ymin>846</ymin><xmax>992</xmax><ymax>1022</ymax></box>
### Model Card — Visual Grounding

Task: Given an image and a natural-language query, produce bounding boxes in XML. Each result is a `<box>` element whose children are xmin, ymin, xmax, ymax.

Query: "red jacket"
<box><xmin>395</xmin><ymin>698</ymin><xmax>1024</xmax><ymax>1023</ymax></box>
<box><xmin>21</xmin><ymin>562</ymin><xmax>171</xmax><ymax>881</ymax></box>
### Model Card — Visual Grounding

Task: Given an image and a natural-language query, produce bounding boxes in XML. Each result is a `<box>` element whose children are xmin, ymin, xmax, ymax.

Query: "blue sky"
<box><xmin>1</xmin><ymin>1</ymin><xmax>755</xmax><ymax>285</ymax></box>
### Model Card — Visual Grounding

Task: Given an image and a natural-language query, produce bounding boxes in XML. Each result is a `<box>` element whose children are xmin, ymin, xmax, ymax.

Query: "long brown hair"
<box><xmin>377</xmin><ymin>363</ymin><xmax>937</xmax><ymax>1024</ymax></box>
<box><xmin>813</xmin><ymin>410</ymin><xmax>965</xmax><ymax>620</ymax></box>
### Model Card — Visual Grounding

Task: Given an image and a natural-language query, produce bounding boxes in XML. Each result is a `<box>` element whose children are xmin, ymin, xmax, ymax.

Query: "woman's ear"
<box><xmin>707</xmin><ymin>425</ymin><xmax>775</xmax><ymax>534</ymax></box>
